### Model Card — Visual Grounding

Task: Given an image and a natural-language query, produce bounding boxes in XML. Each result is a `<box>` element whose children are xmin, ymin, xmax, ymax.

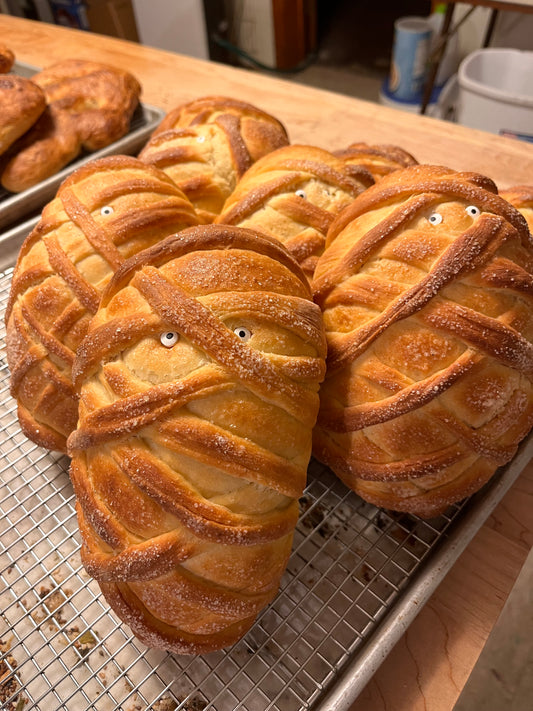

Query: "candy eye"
<box><xmin>160</xmin><ymin>331</ymin><xmax>179</xmax><ymax>347</ymax></box>
<box><xmin>466</xmin><ymin>205</ymin><xmax>480</xmax><ymax>217</ymax></box>
<box><xmin>295</xmin><ymin>189</ymin><xmax>307</xmax><ymax>199</ymax></box>
<box><xmin>196</xmin><ymin>135</ymin><xmax>206</xmax><ymax>143</ymax></box>
<box><xmin>233</xmin><ymin>326</ymin><xmax>252</xmax><ymax>342</ymax></box>
<box><xmin>428</xmin><ymin>212</ymin><xmax>443</xmax><ymax>225</ymax></box>
<box><xmin>100</xmin><ymin>205</ymin><xmax>114</xmax><ymax>216</ymax></box>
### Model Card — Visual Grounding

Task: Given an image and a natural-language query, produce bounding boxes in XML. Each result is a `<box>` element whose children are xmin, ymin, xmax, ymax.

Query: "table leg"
<box><xmin>420</xmin><ymin>2</ymin><xmax>455</xmax><ymax>115</ymax></box>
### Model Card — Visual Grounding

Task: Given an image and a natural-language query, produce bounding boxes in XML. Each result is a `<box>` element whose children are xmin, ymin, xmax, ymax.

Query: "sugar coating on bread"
<box><xmin>335</xmin><ymin>142</ymin><xmax>418</xmax><ymax>183</ymax></box>
<box><xmin>139</xmin><ymin>96</ymin><xmax>289</xmax><ymax>222</ymax></box>
<box><xmin>313</xmin><ymin>164</ymin><xmax>533</xmax><ymax>518</ymax></box>
<box><xmin>217</xmin><ymin>144</ymin><xmax>372</xmax><ymax>280</ymax></box>
<box><xmin>1</xmin><ymin>59</ymin><xmax>141</xmax><ymax>192</ymax></box>
<box><xmin>5</xmin><ymin>155</ymin><xmax>199</xmax><ymax>453</ymax></box>
<box><xmin>67</xmin><ymin>223</ymin><xmax>326</xmax><ymax>654</ymax></box>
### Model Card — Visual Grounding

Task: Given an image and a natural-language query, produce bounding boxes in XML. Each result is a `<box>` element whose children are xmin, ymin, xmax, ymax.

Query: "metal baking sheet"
<box><xmin>0</xmin><ymin>218</ymin><xmax>532</xmax><ymax>710</ymax></box>
<box><xmin>0</xmin><ymin>61</ymin><xmax>165</xmax><ymax>231</ymax></box>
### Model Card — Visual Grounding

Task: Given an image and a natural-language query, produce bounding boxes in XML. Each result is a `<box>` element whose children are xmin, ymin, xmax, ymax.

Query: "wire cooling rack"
<box><xmin>1</xmin><ymin>255</ymin><xmax>531</xmax><ymax>711</ymax></box>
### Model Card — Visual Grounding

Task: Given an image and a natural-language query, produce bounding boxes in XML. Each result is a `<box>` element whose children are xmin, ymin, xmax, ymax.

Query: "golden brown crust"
<box><xmin>0</xmin><ymin>75</ymin><xmax>46</xmax><ymax>156</ymax></box>
<box><xmin>312</xmin><ymin>164</ymin><xmax>533</xmax><ymax>517</ymax></box>
<box><xmin>335</xmin><ymin>142</ymin><xmax>418</xmax><ymax>182</ymax></box>
<box><xmin>500</xmin><ymin>185</ymin><xmax>533</xmax><ymax>234</ymax></box>
<box><xmin>139</xmin><ymin>96</ymin><xmax>289</xmax><ymax>222</ymax></box>
<box><xmin>216</xmin><ymin>144</ymin><xmax>372</xmax><ymax>280</ymax></box>
<box><xmin>6</xmin><ymin>155</ymin><xmax>200</xmax><ymax>453</ymax></box>
<box><xmin>1</xmin><ymin>59</ymin><xmax>141</xmax><ymax>192</ymax></box>
<box><xmin>0</xmin><ymin>44</ymin><xmax>15</xmax><ymax>73</ymax></box>
<box><xmin>67</xmin><ymin>222</ymin><xmax>326</xmax><ymax>653</ymax></box>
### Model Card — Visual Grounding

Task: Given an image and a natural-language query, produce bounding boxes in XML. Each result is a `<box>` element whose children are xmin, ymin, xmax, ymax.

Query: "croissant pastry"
<box><xmin>500</xmin><ymin>185</ymin><xmax>533</xmax><ymax>233</ymax></box>
<box><xmin>217</xmin><ymin>144</ymin><xmax>372</xmax><ymax>280</ymax></box>
<box><xmin>138</xmin><ymin>96</ymin><xmax>289</xmax><ymax>222</ymax></box>
<box><xmin>334</xmin><ymin>142</ymin><xmax>418</xmax><ymax>183</ymax></box>
<box><xmin>5</xmin><ymin>155</ymin><xmax>199</xmax><ymax>453</ymax></box>
<box><xmin>312</xmin><ymin>164</ymin><xmax>533</xmax><ymax>518</ymax></box>
<box><xmin>67</xmin><ymin>223</ymin><xmax>326</xmax><ymax>654</ymax></box>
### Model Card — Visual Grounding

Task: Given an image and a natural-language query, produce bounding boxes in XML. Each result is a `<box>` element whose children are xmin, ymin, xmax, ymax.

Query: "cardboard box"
<box><xmin>86</xmin><ymin>0</ymin><xmax>139</xmax><ymax>41</ymax></box>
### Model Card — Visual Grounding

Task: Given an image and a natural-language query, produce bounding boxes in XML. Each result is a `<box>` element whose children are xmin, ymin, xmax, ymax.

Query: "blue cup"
<box><xmin>389</xmin><ymin>17</ymin><xmax>432</xmax><ymax>101</ymax></box>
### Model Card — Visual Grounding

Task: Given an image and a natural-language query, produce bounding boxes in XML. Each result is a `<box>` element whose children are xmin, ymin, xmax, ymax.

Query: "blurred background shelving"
<box><xmin>1</xmin><ymin>0</ymin><xmax>532</xmax><ymax>109</ymax></box>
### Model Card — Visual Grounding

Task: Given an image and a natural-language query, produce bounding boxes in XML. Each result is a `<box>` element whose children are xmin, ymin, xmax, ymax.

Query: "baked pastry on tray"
<box><xmin>217</xmin><ymin>144</ymin><xmax>372</xmax><ymax>280</ymax></box>
<box><xmin>67</xmin><ymin>223</ymin><xmax>326</xmax><ymax>654</ymax></box>
<box><xmin>312</xmin><ymin>164</ymin><xmax>533</xmax><ymax>518</ymax></box>
<box><xmin>334</xmin><ymin>142</ymin><xmax>418</xmax><ymax>183</ymax></box>
<box><xmin>1</xmin><ymin>59</ymin><xmax>141</xmax><ymax>192</ymax></box>
<box><xmin>5</xmin><ymin>155</ymin><xmax>199</xmax><ymax>453</ymax></box>
<box><xmin>138</xmin><ymin>96</ymin><xmax>289</xmax><ymax>222</ymax></box>
<box><xmin>0</xmin><ymin>75</ymin><xmax>46</xmax><ymax>156</ymax></box>
<box><xmin>0</xmin><ymin>44</ymin><xmax>15</xmax><ymax>73</ymax></box>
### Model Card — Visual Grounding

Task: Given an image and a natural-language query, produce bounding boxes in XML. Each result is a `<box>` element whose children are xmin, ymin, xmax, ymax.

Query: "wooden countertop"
<box><xmin>2</xmin><ymin>14</ymin><xmax>532</xmax><ymax>711</ymax></box>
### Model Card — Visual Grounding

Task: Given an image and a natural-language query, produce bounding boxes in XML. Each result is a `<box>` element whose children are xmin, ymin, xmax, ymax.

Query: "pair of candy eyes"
<box><xmin>429</xmin><ymin>205</ymin><xmax>480</xmax><ymax>224</ymax></box>
<box><xmin>99</xmin><ymin>187</ymin><xmax>306</xmax><ymax>214</ymax></box>
<box><xmin>159</xmin><ymin>326</ymin><xmax>252</xmax><ymax>348</ymax></box>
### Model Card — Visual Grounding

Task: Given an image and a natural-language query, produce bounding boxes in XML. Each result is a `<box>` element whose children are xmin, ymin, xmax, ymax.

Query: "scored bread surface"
<box><xmin>217</xmin><ymin>144</ymin><xmax>372</xmax><ymax>280</ymax></box>
<box><xmin>5</xmin><ymin>155</ymin><xmax>199</xmax><ymax>453</ymax></box>
<box><xmin>67</xmin><ymin>223</ymin><xmax>326</xmax><ymax>654</ymax></box>
<box><xmin>313</xmin><ymin>164</ymin><xmax>533</xmax><ymax>517</ymax></box>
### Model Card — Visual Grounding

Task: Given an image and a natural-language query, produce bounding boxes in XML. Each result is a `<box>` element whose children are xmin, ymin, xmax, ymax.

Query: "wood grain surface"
<box><xmin>1</xmin><ymin>15</ymin><xmax>532</xmax><ymax>711</ymax></box>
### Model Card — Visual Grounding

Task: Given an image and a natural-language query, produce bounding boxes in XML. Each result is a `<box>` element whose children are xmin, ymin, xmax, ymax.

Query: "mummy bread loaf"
<box><xmin>312</xmin><ymin>164</ymin><xmax>533</xmax><ymax>518</ymax></box>
<box><xmin>335</xmin><ymin>142</ymin><xmax>418</xmax><ymax>183</ymax></box>
<box><xmin>217</xmin><ymin>144</ymin><xmax>372</xmax><ymax>280</ymax></box>
<box><xmin>1</xmin><ymin>59</ymin><xmax>141</xmax><ymax>192</ymax></box>
<box><xmin>138</xmin><ymin>96</ymin><xmax>289</xmax><ymax>222</ymax></box>
<box><xmin>0</xmin><ymin>75</ymin><xmax>46</xmax><ymax>156</ymax></box>
<box><xmin>5</xmin><ymin>156</ymin><xmax>199</xmax><ymax>453</ymax></box>
<box><xmin>500</xmin><ymin>185</ymin><xmax>533</xmax><ymax>233</ymax></box>
<box><xmin>67</xmin><ymin>223</ymin><xmax>326</xmax><ymax>654</ymax></box>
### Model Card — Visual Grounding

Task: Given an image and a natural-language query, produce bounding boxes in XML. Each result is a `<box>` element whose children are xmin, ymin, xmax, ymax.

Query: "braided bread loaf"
<box><xmin>217</xmin><ymin>144</ymin><xmax>371</xmax><ymax>280</ymax></box>
<box><xmin>334</xmin><ymin>142</ymin><xmax>418</xmax><ymax>183</ymax></box>
<box><xmin>312</xmin><ymin>165</ymin><xmax>533</xmax><ymax>518</ymax></box>
<box><xmin>138</xmin><ymin>96</ymin><xmax>289</xmax><ymax>222</ymax></box>
<box><xmin>67</xmin><ymin>224</ymin><xmax>326</xmax><ymax>654</ymax></box>
<box><xmin>6</xmin><ymin>155</ymin><xmax>199</xmax><ymax>453</ymax></box>
<box><xmin>500</xmin><ymin>185</ymin><xmax>533</xmax><ymax>234</ymax></box>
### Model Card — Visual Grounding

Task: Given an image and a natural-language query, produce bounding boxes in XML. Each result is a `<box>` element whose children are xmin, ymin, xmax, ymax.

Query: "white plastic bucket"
<box><xmin>456</xmin><ymin>48</ymin><xmax>533</xmax><ymax>139</ymax></box>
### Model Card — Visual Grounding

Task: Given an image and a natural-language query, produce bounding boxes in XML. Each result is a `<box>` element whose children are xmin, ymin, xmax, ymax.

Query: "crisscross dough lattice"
<box><xmin>5</xmin><ymin>155</ymin><xmax>200</xmax><ymax>452</ymax></box>
<box><xmin>138</xmin><ymin>95</ymin><xmax>289</xmax><ymax>222</ymax></box>
<box><xmin>67</xmin><ymin>223</ymin><xmax>326</xmax><ymax>654</ymax></box>
<box><xmin>312</xmin><ymin>164</ymin><xmax>533</xmax><ymax>517</ymax></box>
<box><xmin>217</xmin><ymin>144</ymin><xmax>371</xmax><ymax>280</ymax></box>
<box><xmin>334</xmin><ymin>141</ymin><xmax>418</xmax><ymax>182</ymax></box>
